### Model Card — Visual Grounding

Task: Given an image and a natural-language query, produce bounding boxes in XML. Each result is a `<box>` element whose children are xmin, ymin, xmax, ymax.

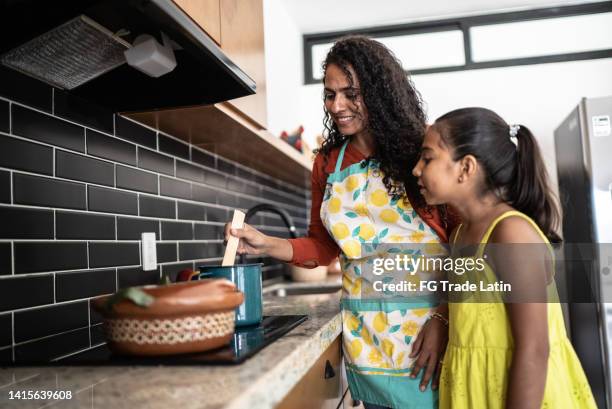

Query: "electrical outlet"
<box><xmin>141</xmin><ymin>232</ymin><xmax>157</xmax><ymax>271</ymax></box>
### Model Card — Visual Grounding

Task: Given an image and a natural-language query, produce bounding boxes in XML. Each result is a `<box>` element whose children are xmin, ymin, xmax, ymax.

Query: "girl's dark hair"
<box><xmin>434</xmin><ymin>107</ymin><xmax>561</xmax><ymax>243</ymax></box>
<box><xmin>316</xmin><ymin>35</ymin><xmax>428</xmax><ymax>209</ymax></box>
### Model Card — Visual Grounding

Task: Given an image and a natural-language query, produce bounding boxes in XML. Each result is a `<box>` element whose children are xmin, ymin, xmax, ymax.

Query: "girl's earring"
<box><xmin>458</xmin><ymin>176</ymin><xmax>464</xmax><ymax>183</ymax></box>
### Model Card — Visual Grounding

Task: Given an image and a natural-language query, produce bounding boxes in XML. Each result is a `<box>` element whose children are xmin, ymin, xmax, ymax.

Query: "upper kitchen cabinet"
<box><xmin>173</xmin><ymin>0</ymin><xmax>222</xmax><ymax>45</ymax></box>
<box><xmin>219</xmin><ymin>0</ymin><xmax>267</xmax><ymax>128</ymax></box>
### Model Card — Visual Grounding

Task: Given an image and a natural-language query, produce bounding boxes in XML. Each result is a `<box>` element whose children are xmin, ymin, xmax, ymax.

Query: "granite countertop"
<box><xmin>0</xmin><ymin>280</ymin><xmax>343</xmax><ymax>409</ymax></box>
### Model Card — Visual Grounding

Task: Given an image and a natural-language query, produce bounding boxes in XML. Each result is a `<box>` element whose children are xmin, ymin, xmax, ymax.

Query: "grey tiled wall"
<box><xmin>0</xmin><ymin>66</ymin><xmax>310</xmax><ymax>363</ymax></box>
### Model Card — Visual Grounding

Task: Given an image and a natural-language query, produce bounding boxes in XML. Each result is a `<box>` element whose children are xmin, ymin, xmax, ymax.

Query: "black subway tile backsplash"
<box><xmin>0</xmin><ymin>170</ymin><xmax>9</xmax><ymax>203</ymax></box>
<box><xmin>0</xmin><ymin>66</ymin><xmax>52</xmax><ymax>112</ymax></box>
<box><xmin>15</xmin><ymin>328</ymin><xmax>90</xmax><ymax>363</ymax></box>
<box><xmin>56</xmin><ymin>150</ymin><xmax>114</xmax><ymax>186</ymax></box>
<box><xmin>161</xmin><ymin>221</ymin><xmax>193</xmax><ymax>240</ymax></box>
<box><xmin>89</xmin><ymin>243</ymin><xmax>140</xmax><ymax>268</ymax></box>
<box><xmin>116</xmin><ymin>165</ymin><xmax>158</xmax><ymax>194</ymax></box>
<box><xmin>14</xmin><ymin>301</ymin><xmax>89</xmax><ymax>343</ymax></box>
<box><xmin>115</xmin><ymin>116</ymin><xmax>156</xmax><ymax>149</ymax></box>
<box><xmin>56</xmin><ymin>211</ymin><xmax>115</xmax><ymax>240</ymax></box>
<box><xmin>138</xmin><ymin>147</ymin><xmax>174</xmax><ymax>176</ymax></box>
<box><xmin>159</xmin><ymin>134</ymin><xmax>189</xmax><ymax>160</ymax></box>
<box><xmin>157</xmin><ymin>243</ymin><xmax>177</xmax><ymax>263</ymax></box>
<box><xmin>14</xmin><ymin>242</ymin><xmax>88</xmax><ymax>274</ymax></box>
<box><xmin>117</xmin><ymin>217</ymin><xmax>160</xmax><ymax>240</ymax></box>
<box><xmin>139</xmin><ymin>195</ymin><xmax>175</xmax><ymax>219</ymax></box>
<box><xmin>177</xmin><ymin>202</ymin><xmax>205</xmax><ymax>221</ymax></box>
<box><xmin>0</xmin><ymin>99</ymin><xmax>9</xmax><ymax>132</ymax></box>
<box><xmin>194</xmin><ymin>223</ymin><xmax>222</xmax><ymax>240</ymax></box>
<box><xmin>0</xmin><ymin>314</ymin><xmax>11</xmax><ymax>347</ymax></box>
<box><xmin>90</xmin><ymin>323</ymin><xmax>105</xmax><ymax>346</ymax></box>
<box><xmin>192</xmin><ymin>184</ymin><xmax>218</xmax><ymax>204</ymax></box>
<box><xmin>217</xmin><ymin>159</ymin><xmax>236</xmax><ymax>175</ymax></box>
<box><xmin>205</xmin><ymin>206</ymin><xmax>227</xmax><ymax>223</ymax></box>
<box><xmin>88</xmin><ymin>185</ymin><xmax>138</xmax><ymax>215</ymax></box>
<box><xmin>14</xmin><ymin>174</ymin><xmax>86</xmax><ymax>210</ymax></box>
<box><xmin>0</xmin><ymin>134</ymin><xmax>53</xmax><ymax>175</ymax></box>
<box><xmin>87</xmin><ymin>129</ymin><xmax>136</xmax><ymax>166</ymax></box>
<box><xmin>0</xmin><ymin>72</ymin><xmax>308</xmax><ymax>361</ymax></box>
<box><xmin>118</xmin><ymin>267</ymin><xmax>160</xmax><ymax>289</ymax></box>
<box><xmin>160</xmin><ymin>176</ymin><xmax>191</xmax><ymax>200</ymax></box>
<box><xmin>176</xmin><ymin>161</ymin><xmax>205</xmax><ymax>183</ymax></box>
<box><xmin>191</xmin><ymin>148</ymin><xmax>215</xmax><ymax>168</ymax></box>
<box><xmin>0</xmin><ymin>243</ymin><xmax>10</xmax><ymax>275</ymax></box>
<box><xmin>179</xmin><ymin>242</ymin><xmax>208</xmax><ymax>261</ymax></box>
<box><xmin>0</xmin><ymin>207</ymin><xmax>53</xmax><ymax>239</ymax></box>
<box><xmin>204</xmin><ymin>171</ymin><xmax>226</xmax><ymax>189</ymax></box>
<box><xmin>56</xmin><ymin>269</ymin><xmax>116</xmax><ymax>302</ymax></box>
<box><xmin>0</xmin><ymin>275</ymin><xmax>54</xmax><ymax>311</ymax></box>
<box><xmin>12</xmin><ymin>105</ymin><xmax>84</xmax><ymax>152</ymax></box>
<box><xmin>54</xmin><ymin>90</ymin><xmax>113</xmax><ymax>134</ymax></box>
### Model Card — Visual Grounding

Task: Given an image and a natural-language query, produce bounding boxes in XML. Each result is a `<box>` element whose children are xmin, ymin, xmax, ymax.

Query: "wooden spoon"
<box><xmin>222</xmin><ymin>210</ymin><xmax>245</xmax><ymax>266</ymax></box>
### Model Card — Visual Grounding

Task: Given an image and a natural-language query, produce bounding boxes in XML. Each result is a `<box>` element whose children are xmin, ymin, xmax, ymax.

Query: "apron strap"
<box><xmin>335</xmin><ymin>140</ymin><xmax>350</xmax><ymax>173</ymax></box>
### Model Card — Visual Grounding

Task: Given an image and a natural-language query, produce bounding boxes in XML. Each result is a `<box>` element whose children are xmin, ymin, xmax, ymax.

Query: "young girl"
<box><xmin>412</xmin><ymin>107</ymin><xmax>597</xmax><ymax>408</ymax></box>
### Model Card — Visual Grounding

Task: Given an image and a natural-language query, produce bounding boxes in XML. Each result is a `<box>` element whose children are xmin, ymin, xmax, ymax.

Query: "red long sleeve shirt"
<box><xmin>288</xmin><ymin>143</ymin><xmax>458</xmax><ymax>267</ymax></box>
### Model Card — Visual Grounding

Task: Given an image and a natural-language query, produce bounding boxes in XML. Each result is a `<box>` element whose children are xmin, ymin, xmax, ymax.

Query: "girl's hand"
<box><xmin>224</xmin><ymin>223</ymin><xmax>269</xmax><ymax>255</ymax></box>
<box><xmin>408</xmin><ymin>316</ymin><xmax>448</xmax><ymax>391</ymax></box>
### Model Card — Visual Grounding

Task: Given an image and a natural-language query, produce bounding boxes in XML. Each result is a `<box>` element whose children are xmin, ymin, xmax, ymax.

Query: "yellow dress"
<box><xmin>439</xmin><ymin>210</ymin><xmax>597</xmax><ymax>409</ymax></box>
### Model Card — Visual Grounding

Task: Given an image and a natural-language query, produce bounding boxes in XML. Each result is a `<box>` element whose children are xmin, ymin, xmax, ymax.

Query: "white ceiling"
<box><xmin>282</xmin><ymin>0</ymin><xmax>607</xmax><ymax>33</ymax></box>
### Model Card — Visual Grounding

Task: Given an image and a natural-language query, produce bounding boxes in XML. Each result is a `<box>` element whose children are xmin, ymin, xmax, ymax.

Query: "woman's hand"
<box><xmin>224</xmin><ymin>223</ymin><xmax>294</xmax><ymax>262</ymax></box>
<box><xmin>224</xmin><ymin>223</ymin><xmax>268</xmax><ymax>255</ymax></box>
<box><xmin>408</xmin><ymin>316</ymin><xmax>448</xmax><ymax>392</ymax></box>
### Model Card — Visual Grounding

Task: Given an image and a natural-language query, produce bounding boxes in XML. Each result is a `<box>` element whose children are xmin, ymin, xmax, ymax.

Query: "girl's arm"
<box><xmin>489</xmin><ymin>217</ymin><xmax>550</xmax><ymax>409</ymax></box>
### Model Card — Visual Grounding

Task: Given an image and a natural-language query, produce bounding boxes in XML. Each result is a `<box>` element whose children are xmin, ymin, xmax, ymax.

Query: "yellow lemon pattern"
<box><xmin>379</xmin><ymin>209</ymin><xmax>399</xmax><ymax>223</ymax></box>
<box><xmin>345</xmin><ymin>175</ymin><xmax>360</xmax><ymax>192</ymax></box>
<box><xmin>341</xmin><ymin>239</ymin><xmax>361</xmax><ymax>259</ymax></box>
<box><xmin>331</xmin><ymin>222</ymin><xmax>350</xmax><ymax>240</ymax></box>
<box><xmin>320</xmin><ymin>142</ymin><xmax>444</xmax><ymax>379</ymax></box>
<box><xmin>328</xmin><ymin>197</ymin><xmax>341</xmax><ymax>214</ymax></box>
<box><xmin>369</xmin><ymin>189</ymin><xmax>388</xmax><ymax>207</ymax></box>
<box><xmin>348</xmin><ymin>339</ymin><xmax>363</xmax><ymax>360</ymax></box>
<box><xmin>373</xmin><ymin>312</ymin><xmax>388</xmax><ymax>332</ymax></box>
<box><xmin>358</xmin><ymin>223</ymin><xmax>375</xmax><ymax>240</ymax></box>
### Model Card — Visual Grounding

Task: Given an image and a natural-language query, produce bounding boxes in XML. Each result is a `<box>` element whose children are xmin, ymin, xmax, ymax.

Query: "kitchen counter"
<box><xmin>0</xmin><ymin>287</ymin><xmax>343</xmax><ymax>409</ymax></box>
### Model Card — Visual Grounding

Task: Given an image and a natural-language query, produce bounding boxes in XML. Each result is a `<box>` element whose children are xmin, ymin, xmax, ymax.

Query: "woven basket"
<box><xmin>92</xmin><ymin>279</ymin><xmax>243</xmax><ymax>356</ymax></box>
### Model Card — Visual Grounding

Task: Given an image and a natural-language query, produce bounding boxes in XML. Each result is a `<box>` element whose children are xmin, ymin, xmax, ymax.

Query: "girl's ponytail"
<box><xmin>509</xmin><ymin>125</ymin><xmax>562</xmax><ymax>243</ymax></box>
<box><xmin>435</xmin><ymin>108</ymin><xmax>562</xmax><ymax>243</ymax></box>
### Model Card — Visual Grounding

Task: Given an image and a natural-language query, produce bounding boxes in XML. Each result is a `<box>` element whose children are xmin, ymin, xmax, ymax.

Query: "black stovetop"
<box><xmin>51</xmin><ymin>315</ymin><xmax>307</xmax><ymax>366</ymax></box>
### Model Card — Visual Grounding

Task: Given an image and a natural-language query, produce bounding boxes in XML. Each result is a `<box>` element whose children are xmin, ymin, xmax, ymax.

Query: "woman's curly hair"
<box><xmin>317</xmin><ymin>35</ymin><xmax>428</xmax><ymax>209</ymax></box>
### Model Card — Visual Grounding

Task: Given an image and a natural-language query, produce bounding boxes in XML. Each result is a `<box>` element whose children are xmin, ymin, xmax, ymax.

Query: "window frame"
<box><xmin>302</xmin><ymin>2</ymin><xmax>612</xmax><ymax>84</ymax></box>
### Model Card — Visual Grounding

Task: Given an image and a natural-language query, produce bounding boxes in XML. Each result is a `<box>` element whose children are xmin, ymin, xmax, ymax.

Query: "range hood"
<box><xmin>0</xmin><ymin>0</ymin><xmax>256</xmax><ymax>112</ymax></box>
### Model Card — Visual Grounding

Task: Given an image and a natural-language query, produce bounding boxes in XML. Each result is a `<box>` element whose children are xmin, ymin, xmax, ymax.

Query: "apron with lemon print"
<box><xmin>321</xmin><ymin>141</ymin><xmax>447</xmax><ymax>409</ymax></box>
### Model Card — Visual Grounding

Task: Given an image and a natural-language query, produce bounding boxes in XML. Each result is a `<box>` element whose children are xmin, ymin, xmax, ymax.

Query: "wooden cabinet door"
<box><xmin>219</xmin><ymin>0</ymin><xmax>267</xmax><ymax>128</ymax></box>
<box><xmin>277</xmin><ymin>337</ymin><xmax>343</xmax><ymax>409</ymax></box>
<box><xmin>174</xmin><ymin>0</ymin><xmax>221</xmax><ymax>45</ymax></box>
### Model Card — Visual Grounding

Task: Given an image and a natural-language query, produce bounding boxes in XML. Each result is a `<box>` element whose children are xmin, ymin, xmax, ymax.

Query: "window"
<box><xmin>303</xmin><ymin>2</ymin><xmax>612</xmax><ymax>84</ymax></box>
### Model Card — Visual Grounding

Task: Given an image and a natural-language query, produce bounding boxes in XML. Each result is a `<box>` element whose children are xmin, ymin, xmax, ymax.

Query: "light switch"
<box><xmin>141</xmin><ymin>232</ymin><xmax>157</xmax><ymax>271</ymax></box>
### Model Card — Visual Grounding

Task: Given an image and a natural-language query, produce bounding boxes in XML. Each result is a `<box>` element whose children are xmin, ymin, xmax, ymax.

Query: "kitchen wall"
<box><xmin>298</xmin><ymin>57</ymin><xmax>612</xmax><ymax>195</ymax></box>
<box><xmin>0</xmin><ymin>66</ymin><xmax>309</xmax><ymax>364</ymax></box>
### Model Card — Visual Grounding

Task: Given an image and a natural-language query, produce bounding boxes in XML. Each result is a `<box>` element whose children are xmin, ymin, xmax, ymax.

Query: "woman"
<box><xmin>226</xmin><ymin>35</ymin><xmax>457</xmax><ymax>409</ymax></box>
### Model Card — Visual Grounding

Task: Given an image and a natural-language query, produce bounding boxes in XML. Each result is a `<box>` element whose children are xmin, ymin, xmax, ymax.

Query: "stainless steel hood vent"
<box><xmin>1</xmin><ymin>15</ymin><xmax>130</xmax><ymax>90</ymax></box>
<box><xmin>0</xmin><ymin>0</ymin><xmax>256</xmax><ymax>112</ymax></box>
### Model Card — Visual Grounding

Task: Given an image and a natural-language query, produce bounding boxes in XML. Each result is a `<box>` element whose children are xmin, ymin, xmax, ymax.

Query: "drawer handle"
<box><xmin>324</xmin><ymin>359</ymin><xmax>335</xmax><ymax>379</ymax></box>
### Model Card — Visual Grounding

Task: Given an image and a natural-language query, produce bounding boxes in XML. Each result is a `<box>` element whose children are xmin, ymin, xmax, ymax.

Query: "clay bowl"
<box><xmin>92</xmin><ymin>279</ymin><xmax>244</xmax><ymax>356</ymax></box>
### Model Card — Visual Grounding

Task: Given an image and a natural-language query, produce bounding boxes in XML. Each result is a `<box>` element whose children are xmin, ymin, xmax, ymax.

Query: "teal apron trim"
<box><xmin>326</xmin><ymin>163</ymin><xmax>369</xmax><ymax>184</ymax></box>
<box><xmin>341</xmin><ymin>297</ymin><xmax>439</xmax><ymax>312</ymax></box>
<box><xmin>346</xmin><ymin>368</ymin><xmax>438</xmax><ymax>409</ymax></box>
<box><xmin>346</xmin><ymin>363</ymin><xmax>414</xmax><ymax>374</ymax></box>
<box><xmin>325</xmin><ymin>140</ymin><xmax>373</xmax><ymax>184</ymax></box>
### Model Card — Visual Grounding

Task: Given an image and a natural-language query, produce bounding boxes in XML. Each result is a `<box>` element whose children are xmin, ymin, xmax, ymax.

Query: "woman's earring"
<box><xmin>458</xmin><ymin>176</ymin><xmax>464</xmax><ymax>183</ymax></box>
